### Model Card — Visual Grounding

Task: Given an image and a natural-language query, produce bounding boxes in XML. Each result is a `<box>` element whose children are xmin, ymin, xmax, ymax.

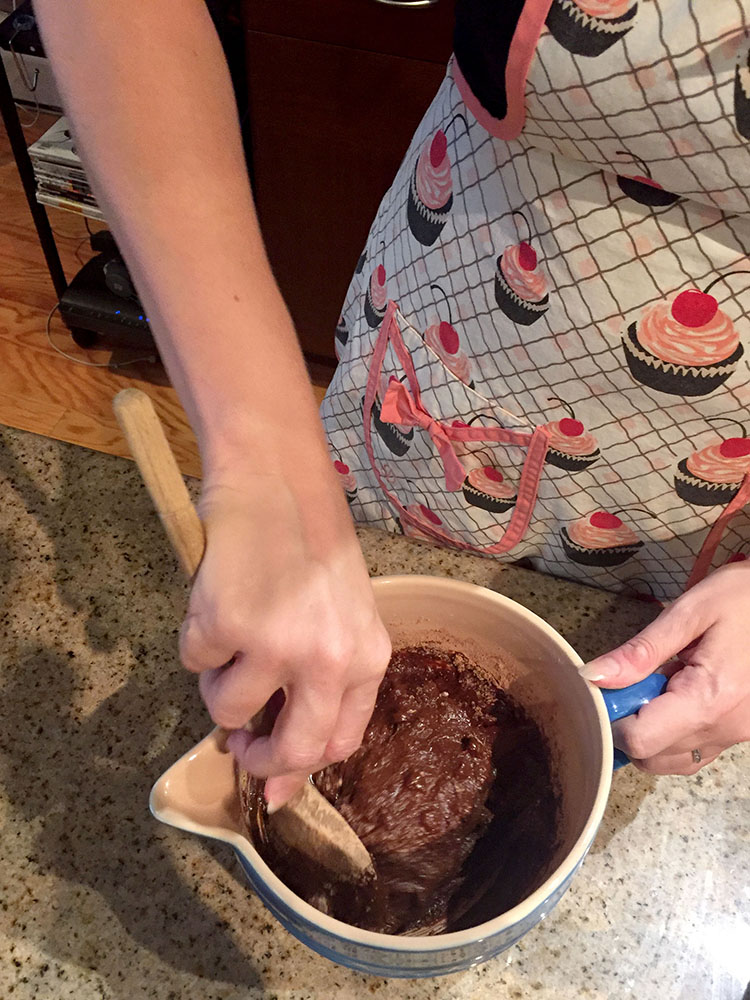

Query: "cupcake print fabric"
<box><xmin>322</xmin><ymin>0</ymin><xmax>750</xmax><ymax>600</ymax></box>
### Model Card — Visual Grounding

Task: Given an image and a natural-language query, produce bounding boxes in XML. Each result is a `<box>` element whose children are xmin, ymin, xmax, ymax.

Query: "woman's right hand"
<box><xmin>180</xmin><ymin>472</ymin><xmax>392</xmax><ymax>811</ymax></box>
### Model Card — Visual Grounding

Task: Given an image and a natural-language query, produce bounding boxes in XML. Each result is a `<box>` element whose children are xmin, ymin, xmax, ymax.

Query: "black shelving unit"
<box><xmin>0</xmin><ymin>5</ymin><xmax>67</xmax><ymax>299</ymax></box>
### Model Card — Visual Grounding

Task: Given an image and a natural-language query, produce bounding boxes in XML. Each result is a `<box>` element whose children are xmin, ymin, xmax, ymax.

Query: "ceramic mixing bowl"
<box><xmin>150</xmin><ymin>574</ymin><xmax>665</xmax><ymax>977</ymax></box>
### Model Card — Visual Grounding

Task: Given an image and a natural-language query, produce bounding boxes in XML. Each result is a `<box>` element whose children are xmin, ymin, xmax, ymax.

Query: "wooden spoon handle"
<box><xmin>113</xmin><ymin>388</ymin><xmax>205</xmax><ymax>579</ymax></box>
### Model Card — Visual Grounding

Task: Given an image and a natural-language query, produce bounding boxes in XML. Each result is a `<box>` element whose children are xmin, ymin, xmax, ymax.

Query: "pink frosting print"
<box><xmin>415</xmin><ymin>130</ymin><xmax>453</xmax><ymax>211</ymax></box>
<box><xmin>568</xmin><ymin>512</ymin><xmax>639</xmax><ymax>549</ymax></box>
<box><xmin>370</xmin><ymin>266</ymin><xmax>388</xmax><ymax>312</ymax></box>
<box><xmin>545</xmin><ymin>420</ymin><xmax>598</xmax><ymax>456</ymax></box>
<box><xmin>576</xmin><ymin>0</ymin><xmax>632</xmax><ymax>17</ymax></box>
<box><xmin>638</xmin><ymin>296</ymin><xmax>739</xmax><ymax>366</ymax></box>
<box><xmin>466</xmin><ymin>466</ymin><xmax>516</xmax><ymax>499</ymax></box>
<box><xmin>686</xmin><ymin>439</ymin><xmax>750</xmax><ymax>484</ymax></box>
<box><xmin>423</xmin><ymin>323</ymin><xmax>473</xmax><ymax>385</ymax></box>
<box><xmin>500</xmin><ymin>244</ymin><xmax>548</xmax><ymax>303</ymax></box>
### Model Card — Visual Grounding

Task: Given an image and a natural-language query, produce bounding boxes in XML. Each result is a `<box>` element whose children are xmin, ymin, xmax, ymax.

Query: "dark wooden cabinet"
<box><xmin>242</xmin><ymin>0</ymin><xmax>455</xmax><ymax>368</ymax></box>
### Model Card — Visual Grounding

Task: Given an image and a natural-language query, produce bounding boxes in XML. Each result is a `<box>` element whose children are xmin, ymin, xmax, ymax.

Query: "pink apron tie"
<box><xmin>380</xmin><ymin>378</ymin><xmax>467</xmax><ymax>491</ymax></box>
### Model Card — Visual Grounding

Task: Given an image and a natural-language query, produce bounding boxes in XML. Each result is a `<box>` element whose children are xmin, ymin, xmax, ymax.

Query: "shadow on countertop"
<box><xmin>0</xmin><ymin>428</ymin><xmax>264</xmax><ymax>995</ymax></box>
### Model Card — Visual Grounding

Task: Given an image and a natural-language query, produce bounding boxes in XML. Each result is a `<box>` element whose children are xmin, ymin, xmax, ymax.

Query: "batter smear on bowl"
<box><xmin>239</xmin><ymin>646</ymin><xmax>560</xmax><ymax>935</ymax></box>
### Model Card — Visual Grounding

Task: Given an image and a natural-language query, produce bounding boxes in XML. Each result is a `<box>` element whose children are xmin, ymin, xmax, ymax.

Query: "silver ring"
<box><xmin>691</xmin><ymin>748</ymin><xmax>702</xmax><ymax>764</ymax></box>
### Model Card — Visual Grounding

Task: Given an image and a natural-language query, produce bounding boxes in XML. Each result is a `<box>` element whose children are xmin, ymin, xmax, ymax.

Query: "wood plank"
<box><xmin>0</xmin><ymin>388</ymin><xmax>65</xmax><ymax>438</ymax></box>
<box><xmin>49</xmin><ymin>405</ymin><xmax>203</xmax><ymax>479</ymax></box>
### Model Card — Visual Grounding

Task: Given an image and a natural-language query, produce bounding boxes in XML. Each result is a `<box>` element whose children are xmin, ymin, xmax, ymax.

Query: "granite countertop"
<box><xmin>0</xmin><ymin>426</ymin><xmax>748</xmax><ymax>1000</ymax></box>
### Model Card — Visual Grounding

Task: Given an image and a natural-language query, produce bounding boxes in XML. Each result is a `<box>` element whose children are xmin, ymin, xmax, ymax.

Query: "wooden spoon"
<box><xmin>113</xmin><ymin>388</ymin><xmax>375</xmax><ymax>882</ymax></box>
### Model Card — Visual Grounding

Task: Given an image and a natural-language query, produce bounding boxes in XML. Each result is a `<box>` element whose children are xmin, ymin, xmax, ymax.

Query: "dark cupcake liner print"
<box><xmin>560</xmin><ymin>526</ymin><xmax>643</xmax><ymax>566</ymax></box>
<box><xmin>545</xmin><ymin>0</ymin><xmax>637</xmax><ymax>58</ymax></box>
<box><xmin>365</xmin><ymin>394</ymin><xmax>414</xmax><ymax>457</ymax></box>
<box><xmin>673</xmin><ymin>458</ymin><xmax>743</xmax><ymax>507</ymax></box>
<box><xmin>622</xmin><ymin>322</ymin><xmax>744</xmax><ymax>396</ymax></box>
<box><xmin>494</xmin><ymin>270</ymin><xmax>550</xmax><ymax>325</ymax></box>
<box><xmin>335</xmin><ymin>315</ymin><xmax>349</xmax><ymax>349</ymax></box>
<box><xmin>461</xmin><ymin>479</ymin><xmax>517</xmax><ymax>514</ymax></box>
<box><xmin>546</xmin><ymin>447</ymin><xmax>601</xmax><ymax>471</ymax></box>
<box><xmin>407</xmin><ymin>165</ymin><xmax>453</xmax><ymax>247</ymax></box>
<box><xmin>364</xmin><ymin>290</ymin><xmax>387</xmax><ymax>329</ymax></box>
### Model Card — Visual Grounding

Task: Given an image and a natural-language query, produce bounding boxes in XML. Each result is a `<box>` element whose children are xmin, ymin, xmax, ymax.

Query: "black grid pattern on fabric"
<box><xmin>321</xmin><ymin>0</ymin><xmax>750</xmax><ymax>599</ymax></box>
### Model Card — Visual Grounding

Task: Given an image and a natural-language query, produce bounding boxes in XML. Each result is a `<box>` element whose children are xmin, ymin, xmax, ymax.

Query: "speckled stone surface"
<box><xmin>0</xmin><ymin>426</ymin><xmax>748</xmax><ymax>1000</ymax></box>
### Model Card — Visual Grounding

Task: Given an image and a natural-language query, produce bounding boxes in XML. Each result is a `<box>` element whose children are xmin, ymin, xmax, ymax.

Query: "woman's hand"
<box><xmin>181</xmin><ymin>474</ymin><xmax>391</xmax><ymax>810</ymax></box>
<box><xmin>581</xmin><ymin>561</ymin><xmax>750</xmax><ymax>774</ymax></box>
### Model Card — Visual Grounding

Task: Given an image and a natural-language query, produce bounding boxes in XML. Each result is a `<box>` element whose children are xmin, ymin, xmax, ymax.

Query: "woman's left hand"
<box><xmin>580</xmin><ymin>561</ymin><xmax>750</xmax><ymax>774</ymax></box>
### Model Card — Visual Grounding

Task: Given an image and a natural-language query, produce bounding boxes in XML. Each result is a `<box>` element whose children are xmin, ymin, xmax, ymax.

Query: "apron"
<box><xmin>321</xmin><ymin>0</ymin><xmax>750</xmax><ymax>602</ymax></box>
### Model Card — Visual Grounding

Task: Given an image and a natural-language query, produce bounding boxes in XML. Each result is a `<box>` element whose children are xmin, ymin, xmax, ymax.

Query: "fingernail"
<box><xmin>579</xmin><ymin>663</ymin><xmax>606</xmax><ymax>682</ymax></box>
<box><xmin>265</xmin><ymin>797</ymin><xmax>282</xmax><ymax>816</ymax></box>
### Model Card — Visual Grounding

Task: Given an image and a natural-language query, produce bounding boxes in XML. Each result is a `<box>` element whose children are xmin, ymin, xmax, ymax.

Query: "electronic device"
<box><xmin>59</xmin><ymin>249</ymin><xmax>154</xmax><ymax>350</ymax></box>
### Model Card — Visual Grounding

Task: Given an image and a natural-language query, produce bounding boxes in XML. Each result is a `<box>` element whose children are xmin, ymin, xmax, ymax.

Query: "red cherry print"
<box><xmin>430</xmin><ymin>129</ymin><xmax>447</xmax><ymax>168</ymax></box>
<box><xmin>719</xmin><ymin>437</ymin><xmax>750</xmax><ymax>458</ymax></box>
<box><xmin>439</xmin><ymin>321</ymin><xmax>460</xmax><ymax>355</ymax></box>
<box><xmin>518</xmin><ymin>242</ymin><xmax>538</xmax><ymax>271</ymax></box>
<box><xmin>728</xmin><ymin>552</ymin><xmax>748</xmax><ymax>563</ymax></box>
<box><xmin>482</xmin><ymin>466</ymin><xmax>504</xmax><ymax>482</ymax></box>
<box><xmin>420</xmin><ymin>504</ymin><xmax>442</xmax><ymax>525</ymax></box>
<box><xmin>631</xmin><ymin>175</ymin><xmax>663</xmax><ymax>190</ymax></box>
<box><xmin>559</xmin><ymin>417</ymin><xmax>584</xmax><ymax>437</ymax></box>
<box><xmin>452</xmin><ymin>419</ymin><xmax>470</xmax><ymax>428</ymax></box>
<box><xmin>334</xmin><ymin>460</ymin><xmax>350</xmax><ymax>475</ymax></box>
<box><xmin>670</xmin><ymin>288</ymin><xmax>718</xmax><ymax>328</ymax></box>
<box><xmin>375</xmin><ymin>264</ymin><xmax>386</xmax><ymax>287</ymax></box>
<box><xmin>590</xmin><ymin>511</ymin><xmax>623</xmax><ymax>530</ymax></box>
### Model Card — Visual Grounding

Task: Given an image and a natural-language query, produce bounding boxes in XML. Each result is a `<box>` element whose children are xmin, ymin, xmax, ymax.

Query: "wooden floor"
<box><xmin>0</xmin><ymin>112</ymin><xmax>327</xmax><ymax>478</ymax></box>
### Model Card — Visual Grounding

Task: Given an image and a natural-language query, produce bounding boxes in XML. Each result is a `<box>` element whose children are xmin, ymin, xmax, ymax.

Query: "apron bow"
<box><xmin>380</xmin><ymin>379</ymin><xmax>466</xmax><ymax>491</ymax></box>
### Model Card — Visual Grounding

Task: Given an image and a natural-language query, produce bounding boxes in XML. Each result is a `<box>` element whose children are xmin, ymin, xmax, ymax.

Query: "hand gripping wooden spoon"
<box><xmin>113</xmin><ymin>388</ymin><xmax>375</xmax><ymax>882</ymax></box>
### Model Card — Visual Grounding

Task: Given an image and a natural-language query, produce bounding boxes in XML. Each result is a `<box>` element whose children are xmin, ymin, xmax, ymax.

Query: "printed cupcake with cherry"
<box><xmin>546</xmin><ymin>0</ymin><xmax>638</xmax><ymax>58</ymax></box>
<box><xmin>364</xmin><ymin>264</ymin><xmax>388</xmax><ymax>329</ymax></box>
<box><xmin>543</xmin><ymin>398</ymin><xmax>600</xmax><ymax>471</ymax></box>
<box><xmin>407</xmin><ymin>114</ymin><xmax>467</xmax><ymax>247</ymax></box>
<box><xmin>494</xmin><ymin>211</ymin><xmax>550</xmax><ymax>326</ymax></box>
<box><xmin>335</xmin><ymin>314</ymin><xmax>349</xmax><ymax>359</ymax></box>
<box><xmin>561</xmin><ymin>510</ymin><xmax>644</xmax><ymax>567</ymax></box>
<box><xmin>674</xmin><ymin>420</ymin><xmax>750</xmax><ymax>507</ymax></box>
<box><xmin>622</xmin><ymin>272</ymin><xmax>748</xmax><ymax>397</ymax></box>
<box><xmin>333</xmin><ymin>458</ymin><xmax>358</xmax><ymax>504</ymax></box>
<box><xmin>423</xmin><ymin>284</ymin><xmax>474</xmax><ymax>388</ymax></box>
<box><xmin>614</xmin><ymin>150</ymin><xmax>679</xmax><ymax>208</ymax></box>
<box><xmin>449</xmin><ymin>417</ymin><xmax>518</xmax><ymax>514</ymax></box>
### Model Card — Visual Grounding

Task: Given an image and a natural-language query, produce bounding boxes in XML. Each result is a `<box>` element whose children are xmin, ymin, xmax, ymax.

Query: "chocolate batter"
<box><xmin>239</xmin><ymin>646</ymin><xmax>560</xmax><ymax>935</ymax></box>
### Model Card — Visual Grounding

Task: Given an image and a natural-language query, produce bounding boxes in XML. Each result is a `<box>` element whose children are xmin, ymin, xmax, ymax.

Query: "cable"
<box><xmin>74</xmin><ymin>235</ymin><xmax>90</xmax><ymax>265</ymax></box>
<box><xmin>45</xmin><ymin>302</ymin><xmax>157</xmax><ymax>369</ymax></box>
<box><xmin>15</xmin><ymin>95</ymin><xmax>40</xmax><ymax>129</ymax></box>
<box><xmin>84</xmin><ymin>216</ymin><xmax>94</xmax><ymax>236</ymax></box>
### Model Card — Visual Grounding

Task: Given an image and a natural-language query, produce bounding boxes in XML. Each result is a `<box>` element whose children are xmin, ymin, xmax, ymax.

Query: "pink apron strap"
<box><xmin>685</xmin><ymin>472</ymin><xmax>750</xmax><ymax>590</ymax></box>
<box><xmin>363</xmin><ymin>302</ymin><xmax>548</xmax><ymax>554</ymax></box>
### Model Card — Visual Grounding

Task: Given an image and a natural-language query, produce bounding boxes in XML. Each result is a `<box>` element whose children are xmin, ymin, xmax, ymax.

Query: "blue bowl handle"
<box><xmin>600</xmin><ymin>673</ymin><xmax>669</xmax><ymax>769</ymax></box>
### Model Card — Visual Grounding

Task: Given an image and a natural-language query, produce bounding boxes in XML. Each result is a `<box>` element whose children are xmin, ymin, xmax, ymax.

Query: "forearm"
<box><xmin>35</xmin><ymin>0</ymin><xmax>332</xmax><ymax>489</ymax></box>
